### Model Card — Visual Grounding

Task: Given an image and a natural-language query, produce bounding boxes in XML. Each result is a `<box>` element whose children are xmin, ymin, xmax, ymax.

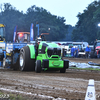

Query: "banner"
<box><xmin>30</xmin><ymin>23</ymin><xmax>34</xmax><ymax>41</ymax></box>
<box><xmin>13</xmin><ymin>26</ymin><xmax>17</xmax><ymax>42</ymax></box>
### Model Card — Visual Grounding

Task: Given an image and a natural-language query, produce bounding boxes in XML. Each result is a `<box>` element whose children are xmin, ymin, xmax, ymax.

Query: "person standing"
<box><xmin>74</xmin><ymin>46</ymin><xmax>78</xmax><ymax>58</ymax></box>
<box><xmin>85</xmin><ymin>45</ymin><xmax>91</xmax><ymax>58</ymax></box>
<box><xmin>71</xmin><ymin>46</ymin><xmax>75</xmax><ymax>57</ymax></box>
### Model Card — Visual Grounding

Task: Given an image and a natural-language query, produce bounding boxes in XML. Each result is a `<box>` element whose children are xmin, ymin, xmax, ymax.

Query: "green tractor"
<box><xmin>19</xmin><ymin>40</ymin><xmax>69</xmax><ymax>73</ymax></box>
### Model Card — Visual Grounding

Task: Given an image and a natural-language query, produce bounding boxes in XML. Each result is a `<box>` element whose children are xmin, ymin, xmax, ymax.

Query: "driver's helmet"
<box><xmin>37</xmin><ymin>37</ymin><xmax>42</xmax><ymax>42</ymax></box>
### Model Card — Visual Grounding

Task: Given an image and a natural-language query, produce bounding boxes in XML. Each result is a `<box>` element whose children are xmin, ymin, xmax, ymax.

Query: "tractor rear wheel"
<box><xmin>35</xmin><ymin>60</ymin><xmax>41</xmax><ymax>73</ymax></box>
<box><xmin>19</xmin><ymin>46</ymin><xmax>35</xmax><ymax>71</ymax></box>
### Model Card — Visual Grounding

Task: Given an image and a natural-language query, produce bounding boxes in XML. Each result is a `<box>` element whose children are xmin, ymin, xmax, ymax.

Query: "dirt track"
<box><xmin>0</xmin><ymin>58</ymin><xmax>100</xmax><ymax>100</ymax></box>
<box><xmin>65</xmin><ymin>57</ymin><xmax>100</xmax><ymax>63</ymax></box>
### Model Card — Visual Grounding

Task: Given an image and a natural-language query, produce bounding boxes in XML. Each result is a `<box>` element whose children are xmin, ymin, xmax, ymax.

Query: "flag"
<box><xmin>13</xmin><ymin>26</ymin><xmax>17</xmax><ymax>42</ymax></box>
<box><xmin>36</xmin><ymin>24</ymin><xmax>39</xmax><ymax>37</ymax></box>
<box><xmin>30</xmin><ymin>23</ymin><xmax>34</xmax><ymax>41</ymax></box>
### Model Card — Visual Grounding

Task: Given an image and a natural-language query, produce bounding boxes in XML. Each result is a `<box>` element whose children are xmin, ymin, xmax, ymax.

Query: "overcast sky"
<box><xmin>0</xmin><ymin>0</ymin><xmax>96</xmax><ymax>26</ymax></box>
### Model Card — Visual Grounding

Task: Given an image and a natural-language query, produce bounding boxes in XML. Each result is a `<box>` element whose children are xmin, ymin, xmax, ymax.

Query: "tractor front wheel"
<box><xmin>60</xmin><ymin>68</ymin><xmax>66</xmax><ymax>73</ymax></box>
<box><xmin>35</xmin><ymin>60</ymin><xmax>41</xmax><ymax>73</ymax></box>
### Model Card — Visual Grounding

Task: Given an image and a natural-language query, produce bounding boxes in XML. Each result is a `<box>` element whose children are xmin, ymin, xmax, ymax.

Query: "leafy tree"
<box><xmin>0</xmin><ymin>3</ymin><xmax>25</xmax><ymax>41</ymax></box>
<box><xmin>0</xmin><ymin>3</ymin><xmax>69</xmax><ymax>41</ymax></box>
<box><xmin>63</xmin><ymin>25</ymin><xmax>75</xmax><ymax>41</ymax></box>
<box><xmin>26</xmin><ymin>5</ymin><xmax>68</xmax><ymax>41</ymax></box>
<box><xmin>72</xmin><ymin>1</ymin><xmax>100</xmax><ymax>43</ymax></box>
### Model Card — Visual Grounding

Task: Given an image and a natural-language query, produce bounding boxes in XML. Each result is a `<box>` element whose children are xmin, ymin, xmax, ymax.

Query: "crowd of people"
<box><xmin>71</xmin><ymin>46</ymin><xmax>78</xmax><ymax>58</ymax></box>
<box><xmin>70</xmin><ymin>45</ymin><xmax>91</xmax><ymax>58</ymax></box>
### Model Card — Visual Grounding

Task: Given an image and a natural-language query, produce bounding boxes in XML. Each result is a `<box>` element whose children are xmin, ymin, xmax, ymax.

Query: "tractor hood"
<box><xmin>47</xmin><ymin>42</ymin><xmax>60</xmax><ymax>48</ymax></box>
<box><xmin>39</xmin><ymin>41</ymin><xmax>61</xmax><ymax>49</ymax></box>
<box><xmin>39</xmin><ymin>41</ymin><xmax>61</xmax><ymax>58</ymax></box>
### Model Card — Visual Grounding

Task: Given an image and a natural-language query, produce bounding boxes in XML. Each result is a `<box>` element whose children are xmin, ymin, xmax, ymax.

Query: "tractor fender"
<box><xmin>28</xmin><ymin>45</ymin><xmax>35</xmax><ymax>59</ymax></box>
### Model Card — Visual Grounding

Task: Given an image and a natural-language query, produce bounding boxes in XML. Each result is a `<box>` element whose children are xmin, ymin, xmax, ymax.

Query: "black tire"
<box><xmin>89</xmin><ymin>51</ymin><xmax>94</xmax><ymax>58</ymax></box>
<box><xmin>13</xmin><ymin>57</ymin><xmax>20</xmax><ymax>70</ymax></box>
<box><xmin>35</xmin><ymin>60</ymin><xmax>41</xmax><ymax>73</ymax></box>
<box><xmin>60</xmin><ymin>60</ymin><xmax>69</xmax><ymax>73</ymax></box>
<box><xmin>10</xmin><ymin>52</ymin><xmax>20</xmax><ymax>71</ymax></box>
<box><xmin>60</xmin><ymin>68</ymin><xmax>66</xmax><ymax>73</ymax></box>
<box><xmin>19</xmin><ymin>46</ymin><xmax>35</xmax><ymax>71</ymax></box>
<box><xmin>3</xmin><ymin>58</ymin><xmax>5</xmax><ymax>68</ymax></box>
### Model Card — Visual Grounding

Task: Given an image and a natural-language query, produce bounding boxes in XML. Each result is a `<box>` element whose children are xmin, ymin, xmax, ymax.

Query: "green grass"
<box><xmin>0</xmin><ymin>92</ymin><xmax>29</xmax><ymax>100</ymax></box>
<box><xmin>9</xmin><ymin>94</ymin><xmax>25</xmax><ymax>100</ymax></box>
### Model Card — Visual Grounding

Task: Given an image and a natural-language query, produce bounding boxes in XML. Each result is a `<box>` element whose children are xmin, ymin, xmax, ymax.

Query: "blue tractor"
<box><xmin>4</xmin><ymin>24</ymin><xmax>35</xmax><ymax>70</ymax></box>
<box><xmin>0</xmin><ymin>24</ymin><xmax>6</xmax><ymax>67</ymax></box>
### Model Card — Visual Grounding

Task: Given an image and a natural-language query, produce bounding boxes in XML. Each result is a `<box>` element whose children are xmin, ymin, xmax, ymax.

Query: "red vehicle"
<box><xmin>96</xmin><ymin>46</ymin><xmax>100</xmax><ymax>58</ymax></box>
<box><xmin>90</xmin><ymin>40</ymin><xmax>100</xmax><ymax>58</ymax></box>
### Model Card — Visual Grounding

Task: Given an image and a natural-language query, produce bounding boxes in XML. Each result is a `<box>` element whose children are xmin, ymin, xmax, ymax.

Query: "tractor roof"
<box><xmin>17</xmin><ymin>32</ymin><xmax>30</xmax><ymax>34</ymax></box>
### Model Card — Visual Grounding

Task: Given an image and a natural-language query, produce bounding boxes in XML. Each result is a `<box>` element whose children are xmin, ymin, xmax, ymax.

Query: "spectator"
<box><xmin>74</xmin><ymin>46</ymin><xmax>78</xmax><ymax>58</ymax></box>
<box><xmin>85</xmin><ymin>45</ymin><xmax>91</xmax><ymax>58</ymax></box>
<box><xmin>71</xmin><ymin>46</ymin><xmax>75</xmax><ymax>57</ymax></box>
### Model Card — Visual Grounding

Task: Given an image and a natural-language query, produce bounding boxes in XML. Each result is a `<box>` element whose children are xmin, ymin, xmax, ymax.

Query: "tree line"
<box><xmin>1</xmin><ymin>1</ymin><xmax>99</xmax><ymax>43</ymax></box>
<box><xmin>72</xmin><ymin>1</ymin><xmax>100</xmax><ymax>43</ymax></box>
<box><xmin>0</xmin><ymin>3</ymin><xmax>69</xmax><ymax>41</ymax></box>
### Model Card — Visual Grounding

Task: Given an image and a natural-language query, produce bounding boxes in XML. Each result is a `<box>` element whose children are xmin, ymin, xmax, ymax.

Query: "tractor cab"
<box><xmin>17</xmin><ymin>32</ymin><xmax>30</xmax><ymax>43</ymax></box>
<box><xmin>0</xmin><ymin>24</ymin><xmax>5</xmax><ymax>41</ymax></box>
